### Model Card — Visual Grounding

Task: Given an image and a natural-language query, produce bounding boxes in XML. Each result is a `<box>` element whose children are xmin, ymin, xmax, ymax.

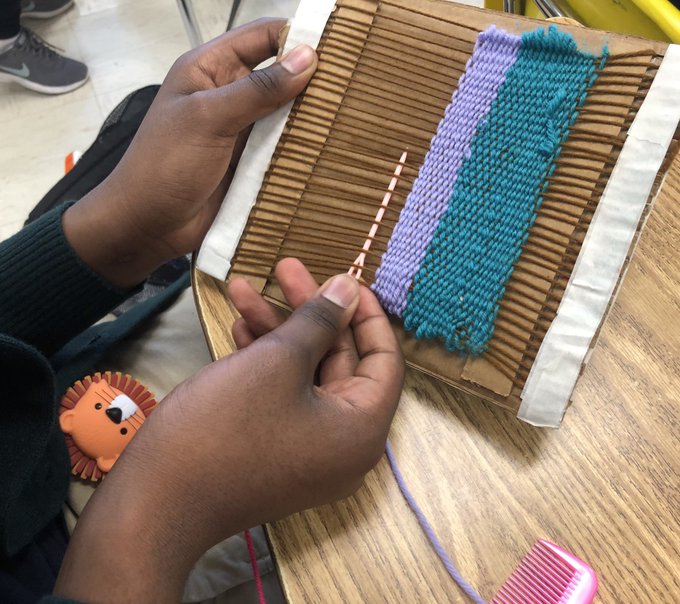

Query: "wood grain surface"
<box><xmin>192</xmin><ymin>107</ymin><xmax>680</xmax><ymax>604</ymax></box>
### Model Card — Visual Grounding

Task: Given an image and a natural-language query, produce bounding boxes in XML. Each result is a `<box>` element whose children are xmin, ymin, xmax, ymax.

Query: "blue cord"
<box><xmin>385</xmin><ymin>439</ymin><xmax>486</xmax><ymax>604</ymax></box>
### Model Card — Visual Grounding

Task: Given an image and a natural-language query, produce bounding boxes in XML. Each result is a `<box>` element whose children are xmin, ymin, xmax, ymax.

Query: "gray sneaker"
<box><xmin>21</xmin><ymin>0</ymin><xmax>75</xmax><ymax>19</ymax></box>
<box><xmin>0</xmin><ymin>27</ymin><xmax>88</xmax><ymax>94</ymax></box>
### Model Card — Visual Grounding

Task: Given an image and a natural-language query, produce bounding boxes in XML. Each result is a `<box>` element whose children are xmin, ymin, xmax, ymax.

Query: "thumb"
<box><xmin>207</xmin><ymin>44</ymin><xmax>317</xmax><ymax>136</ymax></box>
<box><xmin>271</xmin><ymin>274</ymin><xmax>361</xmax><ymax>372</ymax></box>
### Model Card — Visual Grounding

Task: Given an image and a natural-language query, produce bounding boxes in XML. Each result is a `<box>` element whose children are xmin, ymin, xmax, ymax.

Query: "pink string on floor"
<box><xmin>245</xmin><ymin>529</ymin><xmax>267</xmax><ymax>604</ymax></box>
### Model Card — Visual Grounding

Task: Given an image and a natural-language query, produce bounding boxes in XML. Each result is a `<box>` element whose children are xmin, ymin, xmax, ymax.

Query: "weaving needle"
<box><xmin>349</xmin><ymin>150</ymin><xmax>408</xmax><ymax>280</ymax></box>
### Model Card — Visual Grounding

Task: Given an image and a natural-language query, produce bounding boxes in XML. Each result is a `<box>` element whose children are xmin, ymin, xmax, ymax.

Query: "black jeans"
<box><xmin>0</xmin><ymin>515</ymin><xmax>69</xmax><ymax>603</ymax></box>
<box><xmin>0</xmin><ymin>0</ymin><xmax>21</xmax><ymax>39</ymax></box>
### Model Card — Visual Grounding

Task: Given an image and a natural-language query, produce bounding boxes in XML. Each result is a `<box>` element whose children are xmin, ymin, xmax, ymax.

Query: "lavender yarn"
<box><xmin>385</xmin><ymin>440</ymin><xmax>486</xmax><ymax>604</ymax></box>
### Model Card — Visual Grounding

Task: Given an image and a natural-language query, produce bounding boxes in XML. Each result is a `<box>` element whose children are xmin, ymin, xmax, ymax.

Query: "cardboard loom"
<box><xmin>196</xmin><ymin>0</ymin><xmax>679</xmax><ymax>426</ymax></box>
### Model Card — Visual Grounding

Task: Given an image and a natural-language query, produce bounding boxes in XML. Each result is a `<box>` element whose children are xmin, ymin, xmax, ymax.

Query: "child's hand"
<box><xmin>63</xmin><ymin>18</ymin><xmax>317</xmax><ymax>288</ymax></box>
<box><xmin>55</xmin><ymin>260</ymin><xmax>404</xmax><ymax>602</ymax></box>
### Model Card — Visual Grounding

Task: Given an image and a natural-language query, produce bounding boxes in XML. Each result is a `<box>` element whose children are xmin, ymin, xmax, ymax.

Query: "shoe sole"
<box><xmin>21</xmin><ymin>0</ymin><xmax>75</xmax><ymax>19</ymax></box>
<box><xmin>0</xmin><ymin>70</ymin><xmax>88</xmax><ymax>94</ymax></box>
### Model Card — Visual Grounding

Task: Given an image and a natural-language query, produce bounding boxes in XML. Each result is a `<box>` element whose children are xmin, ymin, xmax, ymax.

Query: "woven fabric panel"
<box><xmin>374</xmin><ymin>26</ymin><xmax>605</xmax><ymax>354</ymax></box>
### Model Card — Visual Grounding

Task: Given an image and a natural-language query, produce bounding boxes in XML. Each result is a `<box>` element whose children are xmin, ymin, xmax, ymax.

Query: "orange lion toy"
<box><xmin>59</xmin><ymin>372</ymin><xmax>157</xmax><ymax>481</ymax></box>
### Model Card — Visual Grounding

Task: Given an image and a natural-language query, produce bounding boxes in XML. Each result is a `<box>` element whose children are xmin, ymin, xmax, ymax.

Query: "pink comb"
<box><xmin>492</xmin><ymin>540</ymin><xmax>598</xmax><ymax>604</ymax></box>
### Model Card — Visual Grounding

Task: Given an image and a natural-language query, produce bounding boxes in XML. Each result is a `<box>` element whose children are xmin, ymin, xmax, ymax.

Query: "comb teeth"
<box><xmin>492</xmin><ymin>540</ymin><xmax>598</xmax><ymax>604</ymax></box>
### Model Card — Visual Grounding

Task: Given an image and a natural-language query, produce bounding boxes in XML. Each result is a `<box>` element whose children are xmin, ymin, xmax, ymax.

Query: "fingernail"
<box><xmin>322</xmin><ymin>275</ymin><xmax>359</xmax><ymax>309</ymax></box>
<box><xmin>280</xmin><ymin>44</ymin><xmax>315</xmax><ymax>75</ymax></box>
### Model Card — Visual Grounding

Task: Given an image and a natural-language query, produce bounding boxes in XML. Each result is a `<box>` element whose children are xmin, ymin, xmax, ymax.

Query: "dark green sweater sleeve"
<box><xmin>0</xmin><ymin>203</ymin><xmax>137</xmax><ymax>558</ymax></box>
<box><xmin>0</xmin><ymin>335</ymin><xmax>69</xmax><ymax>558</ymax></box>
<box><xmin>0</xmin><ymin>203</ymin><xmax>133</xmax><ymax>357</ymax></box>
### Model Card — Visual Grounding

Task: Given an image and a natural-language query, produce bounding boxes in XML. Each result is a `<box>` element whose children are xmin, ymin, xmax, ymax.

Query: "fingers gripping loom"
<box><xmin>228</xmin><ymin>259</ymin><xmax>404</xmax><ymax>421</ymax></box>
<box><xmin>199</xmin><ymin>43</ymin><xmax>318</xmax><ymax>136</ymax></box>
<box><xmin>350</xmin><ymin>287</ymin><xmax>405</xmax><ymax>409</ymax></box>
<box><xmin>229</xmin><ymin>260</ymin><xmax>362</xmax><ymax>381</ymax></box>
<box><xmin>183</xmin><ymin>18</ymin><xmax>288</xmax><ymax>88</ymax></box>
<box><xmin>212</xmin><ymin>18</ymin><xmax>285</xmax><ymax>69</ymax></box>
<box><xmin>273</xmin><ymin>275</ymin><xmax>360</xmax><ymax>377</ymax></box>
<box><xmin>228</xmin><ymin>278</ymin><xmax>284</xmax><ymax>348</ymax></box>
<box><xmin>275</xmin><ymin>259</ymin><xmax>362</xmax><ymax>383</ymax></box>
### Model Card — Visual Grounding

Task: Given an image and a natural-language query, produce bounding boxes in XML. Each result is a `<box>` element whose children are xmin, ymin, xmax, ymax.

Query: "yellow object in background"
<box><xmin>484</xmin><ymin>0</ymin><xmax>680</xmax><ymax>42</ymax></box>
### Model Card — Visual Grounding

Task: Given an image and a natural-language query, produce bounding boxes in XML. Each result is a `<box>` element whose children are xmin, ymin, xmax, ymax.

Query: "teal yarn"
<box><xmin>403</xmin><ymin>26</ymin><xmax>606</xmax><ymax>355</ymax></box>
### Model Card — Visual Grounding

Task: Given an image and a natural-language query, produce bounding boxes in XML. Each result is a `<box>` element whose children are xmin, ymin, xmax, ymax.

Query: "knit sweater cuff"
<box><xmin>0</xmin><ymin>203</ymin><xmax>137</xmax><ymax>355</ymax></box>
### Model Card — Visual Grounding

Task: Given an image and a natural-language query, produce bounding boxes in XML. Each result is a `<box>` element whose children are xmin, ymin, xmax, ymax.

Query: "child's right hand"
<box><xmin>55</xmin><ymin>259</ymin><xmax>404</xmax><ymax>603</ymax></box>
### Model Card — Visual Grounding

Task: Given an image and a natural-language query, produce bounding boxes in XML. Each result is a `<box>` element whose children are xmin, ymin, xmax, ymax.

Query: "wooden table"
<box><xmin>193</xmin><ymin>159</ymin><xmax>680</xmax><ymax>603</ymax></box>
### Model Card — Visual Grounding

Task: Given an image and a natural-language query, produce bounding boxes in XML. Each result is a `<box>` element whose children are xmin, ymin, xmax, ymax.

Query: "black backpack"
<box><xmin>26</xmin><ymin>85</ymin><xmax>161</xmax><ymax>223</ymax></box>
<box><xmin>25</xmin><ymin>85</ymin><xmax>192</xmax><ymax>393</ymax></box>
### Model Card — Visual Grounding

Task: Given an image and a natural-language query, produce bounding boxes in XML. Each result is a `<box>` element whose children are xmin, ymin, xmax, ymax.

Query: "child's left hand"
<box><xmin>62</xmin><ymin>18</ymin><xmax>317</xmax><ymax>289</ymax></box>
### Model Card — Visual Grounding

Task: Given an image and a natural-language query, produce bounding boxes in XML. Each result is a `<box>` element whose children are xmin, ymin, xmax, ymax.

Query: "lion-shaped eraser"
<box><xmin>59</xmin><ymin>372</ymin><xmax>157</xmax><ymax>481</ymax></box>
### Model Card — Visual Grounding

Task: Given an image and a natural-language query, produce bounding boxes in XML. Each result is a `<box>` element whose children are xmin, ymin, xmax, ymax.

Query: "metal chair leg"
<box><xmin>227</xmin><ymin>0</ymin><xmax>242</xmax><ymax>30</ymax></box>
<box><xmin>176</xmin><ymin>0</ymin><xmax>203</xmax><ymax>48</ymax></box>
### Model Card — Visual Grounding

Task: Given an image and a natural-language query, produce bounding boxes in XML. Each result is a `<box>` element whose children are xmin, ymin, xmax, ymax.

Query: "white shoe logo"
<box><xmin>0</xmin><ymin>62</ymin><xmax>30</xmax><ymax>78</ymax></box>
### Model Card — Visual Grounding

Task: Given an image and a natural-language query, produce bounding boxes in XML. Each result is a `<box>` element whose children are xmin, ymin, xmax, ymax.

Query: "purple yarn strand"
<box><xmin>372</xmin><ymin>27</ymin><xmax>521</xmax><ymax>317</ymax></box>
<box><xmin>385</xmin><ymin>439</ymin><xmax>486</xmax><ymax>604</ymax></box>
